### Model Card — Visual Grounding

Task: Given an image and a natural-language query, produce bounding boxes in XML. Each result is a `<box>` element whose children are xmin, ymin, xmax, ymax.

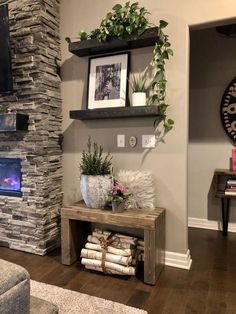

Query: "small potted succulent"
<box><xmin>80</xmin><ymin>137</ymin><xmax>113</xmax><ymax>208</ymax></box>
<box><xmin>106</xmin><ymin>184</ymin><xmax>131</xmax><ymax>213</ymax></box>
<box><xmin>129</xmin><ymin>73</ymin><xmax>147</xmax><ymax>106</ymax></box>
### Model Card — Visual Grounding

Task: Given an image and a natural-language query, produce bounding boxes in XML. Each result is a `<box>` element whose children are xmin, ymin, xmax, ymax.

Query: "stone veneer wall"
<box><xmin>0</xmin><ymin>0</ymin><xmax>62</xmax><ymax>255</ymax></box>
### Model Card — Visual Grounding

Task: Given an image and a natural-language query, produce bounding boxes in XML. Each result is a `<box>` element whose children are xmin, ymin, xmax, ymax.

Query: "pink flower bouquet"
<box><xmin>106</xmin><ymin>185</ymin><xmax>131</xmax><ymax>203</ymax></box>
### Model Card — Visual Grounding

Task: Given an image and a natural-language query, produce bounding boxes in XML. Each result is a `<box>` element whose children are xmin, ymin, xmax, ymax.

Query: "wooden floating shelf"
<box><xmin>70</xmin><ymin>106</ymin><xmax>162</xmax><ymax>120</ymax></box>
<box><xmin>69</xmin><ymin>27</ymin><xmax>159</xmax><ymax>57</ymax></box>
<box><xmin>0</xmin><ymin>113</ymin><xmax>28</xmax><ymax>132</ymax></box>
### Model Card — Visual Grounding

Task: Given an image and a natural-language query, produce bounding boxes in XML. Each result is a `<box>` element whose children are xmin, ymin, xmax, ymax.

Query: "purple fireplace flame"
<box><xmin>0</xmin><ymin>176</ymin><xmax>20</xmax><ymax>190</ymax></box>
<box><xmin>0</xmin><ymin>158</ymin><xmax>22</xmax><ymax>196</ymax></box>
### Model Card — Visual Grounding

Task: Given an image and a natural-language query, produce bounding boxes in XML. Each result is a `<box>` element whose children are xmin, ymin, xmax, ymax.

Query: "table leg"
<box><xmin>144</xmin><ymin>211</ymin><xmax>165</xmax><ymax>285</ymax></box>
<box><xmin>61</xmin><ymin>218</ymin><xmax>77</xmax><ymax>265</ymax></box>
<box><xmin>221</xmin><ymin>198</ymin><xmax>230</xmax><ymax>237</ymax></box>
<box><xmin>61</xmin><ymin>218</ymin><xmax>91</xmax><ymax>265</ymax></box>
<box><xmin>144</xmin><ymin>229</ymin><xmax>156</xmax><ymax>285</ymax></box>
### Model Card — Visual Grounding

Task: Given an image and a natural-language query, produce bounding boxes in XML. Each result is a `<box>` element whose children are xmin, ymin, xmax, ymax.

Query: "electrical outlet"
<box><xmin>142</xmin><ymin>135</ymin><xmax>156</xmax><ymax>148</ymax></box>
<box><xmin>117</xmin><ymin>134</ymin><xmax>125</xmax><ymax>147</ymax></box>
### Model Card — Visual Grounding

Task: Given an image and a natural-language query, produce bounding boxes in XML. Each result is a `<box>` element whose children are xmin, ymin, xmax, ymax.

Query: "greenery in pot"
<box><xmin>129</xmin><ymin>73</ymin><xmax>147</xmax><ymax>93</ymax></box>
<box><xmin>80</xmin><ymin>137</ymin><xmax>112</xmax><ymax>175</ymax></box>
<box><xmin>80</xmin><ymin>2</ymin><xmax>150</xmax><ymax>42</ymax></box>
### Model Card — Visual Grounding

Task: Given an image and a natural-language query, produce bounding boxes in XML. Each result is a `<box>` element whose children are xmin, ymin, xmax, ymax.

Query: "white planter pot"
<box><xmin>80</xmin><ymin>175</ymin><xmax>112</xmax><ymax>208</ymax></box>
<box><xmin>132</xmin><ymin>92</ymin><xmax>146</xmax><ymax>106</ymax></box>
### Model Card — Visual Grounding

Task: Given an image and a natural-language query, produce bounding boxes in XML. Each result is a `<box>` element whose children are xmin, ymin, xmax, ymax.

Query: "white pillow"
<box><xmin>116</xmin><ymin>170</ymin><xmax>156</xmax><ymax>209</ymax></box>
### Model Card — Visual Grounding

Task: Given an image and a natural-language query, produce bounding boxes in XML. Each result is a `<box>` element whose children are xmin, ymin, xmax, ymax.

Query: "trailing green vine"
<box><xmin>147</xmin><ymin>20</ymin><xmax>174</xmax><ymax>133</ymax></box>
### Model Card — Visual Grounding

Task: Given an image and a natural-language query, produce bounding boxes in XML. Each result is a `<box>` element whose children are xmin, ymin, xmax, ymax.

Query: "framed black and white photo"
<box><xmin>87</xmin><ymin>53</ymin><xmax>129</xmax><ymax>109</ymax></box>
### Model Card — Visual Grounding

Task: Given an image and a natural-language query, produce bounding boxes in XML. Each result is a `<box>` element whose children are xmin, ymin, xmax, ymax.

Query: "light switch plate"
<box><xmin>142</xmin><ymin>134</ymin><xmax>156</xmax><ymax>148</ymax></box>
<box><xmin>117</xmin><ymin>134</ymin><xmax>125</xmax><ymax>147</ymax></box>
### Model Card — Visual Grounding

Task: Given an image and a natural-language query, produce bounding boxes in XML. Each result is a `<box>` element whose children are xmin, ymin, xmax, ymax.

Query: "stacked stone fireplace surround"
<box><xmin>0</xmin><ymin>0</ymin><xmax>62</xmax><ymax>255</ymax></box>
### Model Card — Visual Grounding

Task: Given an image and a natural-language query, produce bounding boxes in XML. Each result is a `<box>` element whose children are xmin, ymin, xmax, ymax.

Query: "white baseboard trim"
<box><xmin>165</xmin><ymin>249</ymin><xmax>192</xmax><ymax>270</ymax></box>
<box><xmin>188</xmin><ymin>217</ymin><xmax>236</xmax><ymax>233</ymax></box>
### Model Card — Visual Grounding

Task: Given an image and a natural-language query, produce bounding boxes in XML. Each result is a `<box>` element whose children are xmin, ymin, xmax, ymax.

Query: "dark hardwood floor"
<box><xmin>1</xmin><ymin>227</ymin><xmax>236</xmax><ymax>313</ymax></box>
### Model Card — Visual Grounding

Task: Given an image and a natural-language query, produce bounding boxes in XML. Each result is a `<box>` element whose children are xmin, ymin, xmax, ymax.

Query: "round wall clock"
<box><xmin>220</xmin><ymin>77</ymin><xmax>236</xmax><ymax>142</ymax></box>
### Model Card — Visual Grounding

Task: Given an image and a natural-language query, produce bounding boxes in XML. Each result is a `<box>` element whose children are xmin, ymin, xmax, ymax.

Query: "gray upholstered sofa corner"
<box><xmin>0</xmin><ymin>259</ymin><xmax>58</xmax><ymax>314</ymax></box>
<box><xmin>0</xmin><ymin>258</ymin><xmax>30</xmax><ymax>314</ymax></box>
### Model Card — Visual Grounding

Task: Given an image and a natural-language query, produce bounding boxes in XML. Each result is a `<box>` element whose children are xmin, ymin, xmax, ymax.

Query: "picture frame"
<box><xmin>87</xmin><ymin>52</ymin><xmax>130</xmax><ymax>109</ymax></box>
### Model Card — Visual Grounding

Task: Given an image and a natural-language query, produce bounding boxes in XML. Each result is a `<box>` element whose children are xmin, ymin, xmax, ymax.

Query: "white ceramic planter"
<box><xmin>80</xmin><ymin>175</ymin><xmax>112</xmax><ymax>208</ymax></box>
<box><xmin>132</xmin><ymin>92</ymin><xmax>146</xmax><ymax>106</ymax></box>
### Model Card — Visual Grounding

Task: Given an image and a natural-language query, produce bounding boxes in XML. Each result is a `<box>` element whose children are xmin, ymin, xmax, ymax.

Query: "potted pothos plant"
<box><xmin>67</xmin><ymin>2</ymin><xmax>151</xmax><ymax>42</ymax></box>
<box><xmin>80</xmin><ymin>137</ymin><xmax>113</xmax><ymax>208</ymax></box>
<box><xmin>66</xmin><ymin>1</ymin><xmax>174</xmax><ymax>137</ymax></box>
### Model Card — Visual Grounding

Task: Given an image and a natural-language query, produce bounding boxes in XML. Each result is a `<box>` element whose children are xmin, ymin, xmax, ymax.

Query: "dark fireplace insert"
<box><xmin>0</xmin><ymin>158</ymin><xmax>22</xmax><ymax>197</ymax></box>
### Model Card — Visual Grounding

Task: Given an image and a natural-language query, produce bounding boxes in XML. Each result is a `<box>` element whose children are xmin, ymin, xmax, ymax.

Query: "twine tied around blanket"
<box><xmin>99</xmin><ymin>233</ymin><xmax>120</xmax><ymax>273</ymax></box>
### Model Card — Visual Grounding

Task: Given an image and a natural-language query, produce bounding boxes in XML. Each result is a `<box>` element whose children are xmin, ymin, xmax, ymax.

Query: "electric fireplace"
<box><xmin>0</xmin><ymin>158</ymin><xmax>22</xmax><ymax>197</ymax></box>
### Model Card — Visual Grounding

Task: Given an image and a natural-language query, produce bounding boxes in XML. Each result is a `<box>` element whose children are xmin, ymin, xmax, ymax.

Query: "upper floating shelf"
<box><xmin>69</xmin><ymin>106</ymin><xmax>162</xmax><ymax>120</ymax></box>
<box><xmin>69</xmin><ymin>27</ymin><xmax>159</xmax><ymax>57</ymax></box>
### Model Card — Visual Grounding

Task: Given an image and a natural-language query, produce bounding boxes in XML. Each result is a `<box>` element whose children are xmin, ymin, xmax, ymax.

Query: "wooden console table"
<box><xmin>61</xmin><ymin>201</ymin><xmax>165</xmax><ymax>285</ymax></box>
<box><xmin>213</xmin><ymin>169</ymin><xmax>236</xmax><ymax>236</ymax></box>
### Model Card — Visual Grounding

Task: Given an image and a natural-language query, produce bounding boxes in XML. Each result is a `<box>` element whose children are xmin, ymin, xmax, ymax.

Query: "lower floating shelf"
<box><xmin>70</xmin><ymin>106</ymin><xmax>162</xmax><ymax>120</ymax></box>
